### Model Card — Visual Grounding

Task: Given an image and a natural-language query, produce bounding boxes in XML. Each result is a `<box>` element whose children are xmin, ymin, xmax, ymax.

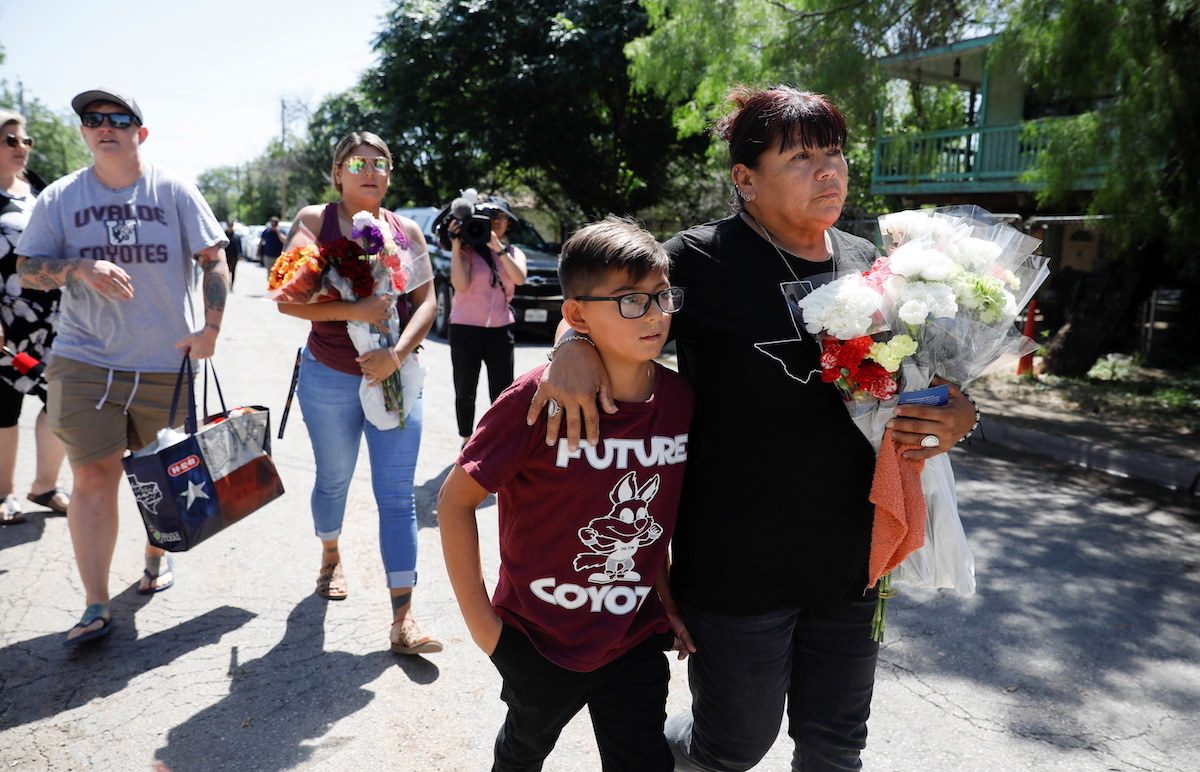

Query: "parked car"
<box><xmin>395</xmin><ymin>206</ymin><xmax>563</xmax><ymax>339</ymax></box>
<box><xmin>242</xmin><ymin>225</ymin><xmax>264</xmax><ymax>264</ymax></box>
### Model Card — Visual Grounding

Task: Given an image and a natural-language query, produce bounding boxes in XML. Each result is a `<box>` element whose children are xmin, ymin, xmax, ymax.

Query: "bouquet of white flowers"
<box><xmin>789</xmin><ymin>206</ymin><xmax>1049</xmax><ymax>617</ymax></box>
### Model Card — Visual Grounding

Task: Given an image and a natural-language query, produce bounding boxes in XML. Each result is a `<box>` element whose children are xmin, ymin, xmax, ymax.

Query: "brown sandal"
<box><xmin>316</xmin><ymin>562</ymin><xmax>348</xmax><ymax>600</ymax></box>
<box><xmin>390</xmin><ymin>618</ymin><xmax>443</xmax><ymax>655</ymax></box>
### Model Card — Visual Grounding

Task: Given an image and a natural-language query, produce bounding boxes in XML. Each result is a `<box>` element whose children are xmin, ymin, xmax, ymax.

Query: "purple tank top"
<box><xmin>307</xmin><ymin>203</ymin><xmax>411</xmax><ymax>374</ymax></box>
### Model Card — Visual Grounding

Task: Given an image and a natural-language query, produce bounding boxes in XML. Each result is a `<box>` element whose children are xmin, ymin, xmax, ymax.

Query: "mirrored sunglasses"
<box><xmin>343</xmin><ymin>156</ymin><xmax>391</xmax><ymax>175</ymax></box>
<box><xmin>80</xmin><ymin>112</ymin><xmax>139</xmax><ymax>130</ymax></box>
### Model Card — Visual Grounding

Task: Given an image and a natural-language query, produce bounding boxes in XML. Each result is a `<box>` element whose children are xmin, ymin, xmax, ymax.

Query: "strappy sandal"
<box><xmin>390</xmin><ymin>618</ymin><xmax>443</xmax><ymax>655</ymax></box>
<box><xmin>316</xmin><ymin>562</ymin><xmax>348</xmax><ymax>600</ymax></box>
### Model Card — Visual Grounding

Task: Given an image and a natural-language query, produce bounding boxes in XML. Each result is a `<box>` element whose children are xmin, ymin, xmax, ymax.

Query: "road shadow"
<box><xmin>0</xmin><ymin>584</ymin><xmax>255</xmax><ymax>730</ymax></box>
<box><xmin>0</xmin><ymin>511</ymin><xmax>56</xmax><ymax>555</ymax></box>
<box><xmin>153</xmin><ymin>593</ymin><xmax>439</xmax><ymax>772</ymax></box>
<box><xmin>414</xmin><ymin>462</ymin><xmax>495</xmax><ymax>530</ymax></box>
<box><xmin>882</xmin><ymin>448</ymin><xmax>1200</xmax><ymax>750</ymax></box>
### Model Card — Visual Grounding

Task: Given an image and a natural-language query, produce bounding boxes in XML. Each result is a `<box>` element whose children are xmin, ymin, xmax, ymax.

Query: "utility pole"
<box><xmin>279</xmin><ymin>98</ymin><xmax>288</xmax><ymax>219</ymax></box>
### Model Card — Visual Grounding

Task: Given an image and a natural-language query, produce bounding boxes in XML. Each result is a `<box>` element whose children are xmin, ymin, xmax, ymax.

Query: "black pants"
<box><xmin>449</xmin><ymin>323</ymin><xmax>515</xmax><ymax>438</ymax></box>
<box><xmin>488</xmin><ymin>624</ymin><xmax>674</xmax><ymax>772</ymax></box>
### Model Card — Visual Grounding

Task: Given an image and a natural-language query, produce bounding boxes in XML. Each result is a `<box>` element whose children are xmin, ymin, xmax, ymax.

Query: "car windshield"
<box><xmin>508</xmin><ymin>220</ymin><xmax>549</xmax><ymax>252</ymax></box>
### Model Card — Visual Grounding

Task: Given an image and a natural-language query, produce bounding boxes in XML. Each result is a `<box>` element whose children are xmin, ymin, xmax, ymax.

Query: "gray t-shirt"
<box><xmin>17</xmin><ymin>164</ymin><xmax>226</xmax><ymax>372</ymax></box>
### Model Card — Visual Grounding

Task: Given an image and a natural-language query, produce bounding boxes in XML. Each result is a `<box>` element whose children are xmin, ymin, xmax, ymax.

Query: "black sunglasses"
<box><xmin>80</xmin><ymin>112</ymin><xmax>139</xmax><ymax>130</ymax></box>
<box><xmin>4</xmin><ymin>134</ymin><xmax>34</xmax><ymax>148</ymax></box>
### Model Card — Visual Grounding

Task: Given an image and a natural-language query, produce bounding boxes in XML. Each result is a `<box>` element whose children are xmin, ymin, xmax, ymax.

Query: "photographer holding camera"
<box><xmin>445</xmin><ymin>194</ymin><xmax>527</xmax><ymax>445</ymax></box>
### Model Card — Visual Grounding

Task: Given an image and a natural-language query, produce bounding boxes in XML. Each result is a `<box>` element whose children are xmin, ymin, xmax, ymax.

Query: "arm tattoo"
<box><xmin>17</xmin><ymin>256</ymin><xmax>80</xmax><ymax>290</ymax></box>
<box><xmin>196</xmin><ymin>252</ymin><xmax>228</xmax><ymax>314</ymax></box>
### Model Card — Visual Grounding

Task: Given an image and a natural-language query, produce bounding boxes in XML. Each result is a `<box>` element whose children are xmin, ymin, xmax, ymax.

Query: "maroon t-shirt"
<box><xmin>308</xmin><ymin>203</ymin><xmax>412</xmax><ymax>374</ymax></box>
<box><xmin>460</xmin><ymin>363</ymin><xmax>694</xmax><ymax>672</ymax></box>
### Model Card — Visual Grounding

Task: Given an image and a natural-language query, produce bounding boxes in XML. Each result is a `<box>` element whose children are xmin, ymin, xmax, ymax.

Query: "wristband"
<box><xmin>547</xmin><ymin>333</ymin><xmax>595</xmax><ymax>361</ymax></box>
<box><xmin>958</xmin><ymin>391</ymin><xmax>981</xmax><ymax>443</ymax></box>
<box><xmin>205</xmin><ymin>322</ymin><xmax>220</xmax><ymax>333</ymax></box>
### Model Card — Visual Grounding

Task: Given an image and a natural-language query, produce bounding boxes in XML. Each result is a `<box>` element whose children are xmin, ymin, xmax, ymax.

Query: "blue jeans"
<box><xmin>665</xmin><ymin>596</ymin><xmax>879</xmax><ymax>772</ymax></box>
<box><xmin>296</xmin><ymin>349</ymin><xmax>422</xmax><ymax>588</ymax></box>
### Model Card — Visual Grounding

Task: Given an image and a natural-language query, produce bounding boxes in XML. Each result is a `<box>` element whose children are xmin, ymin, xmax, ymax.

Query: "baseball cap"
<box><xmin>71</xmin><ymin>87</ymin><xmax>143</xmax><ymax>125</ymax></box>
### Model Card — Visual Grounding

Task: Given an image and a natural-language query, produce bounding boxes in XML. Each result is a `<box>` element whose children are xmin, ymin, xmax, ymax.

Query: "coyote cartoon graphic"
<box><xmin>573</xmin><ymin>471</ymin><xmax>663</xmax><ymax>584</ymax></box>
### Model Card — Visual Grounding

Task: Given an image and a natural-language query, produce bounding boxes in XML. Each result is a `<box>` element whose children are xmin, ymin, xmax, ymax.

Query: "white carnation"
<box><xmin>796</xmin><ymin>275</ymin><xmax>881</xmax><ymax>339</ymax></box>
<box><xmin>887</xmin><ymin>242</ymin><xmax>956</xmax><ymax>281</ymax></box>
<box><xmin>352</xmin><ymin>210</ymin><xmax>379</xmax><ymax>229</ymax></box>
<box><xmin>890</xmin><ymin>279</ymin><xmax>958</xmax><ymax>325</ymax></box>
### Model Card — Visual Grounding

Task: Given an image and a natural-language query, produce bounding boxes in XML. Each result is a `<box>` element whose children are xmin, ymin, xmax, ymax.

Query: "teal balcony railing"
<box><xmin>870</xmin><ymin>120</ymin><xmax>1101</xmax><ymax>196</ymax></box>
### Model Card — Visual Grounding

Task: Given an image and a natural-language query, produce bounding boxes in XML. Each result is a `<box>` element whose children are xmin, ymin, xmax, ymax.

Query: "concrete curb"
<box><xmin>982</xmin><ymin>416</ymin><xmax>1200</xmax><ymax>495</ymax></box>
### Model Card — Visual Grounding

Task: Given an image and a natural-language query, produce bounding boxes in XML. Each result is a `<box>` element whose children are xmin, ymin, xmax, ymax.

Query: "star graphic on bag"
<box><xmin>184</xmin><ymin>479</ymin><xmax>210</xmax><ymax>509</ymax></box>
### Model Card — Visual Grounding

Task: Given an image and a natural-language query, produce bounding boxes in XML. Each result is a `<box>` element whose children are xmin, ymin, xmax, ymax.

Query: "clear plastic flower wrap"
<box><xmin>877</xmin><ymin>206</ymin><xmax>1050</xmax><ymax>389</ymax></box>
<box><xmin>786</xmin><ymin>206</ymin><xmax>1050</xmax><ymax>605</ymax></box>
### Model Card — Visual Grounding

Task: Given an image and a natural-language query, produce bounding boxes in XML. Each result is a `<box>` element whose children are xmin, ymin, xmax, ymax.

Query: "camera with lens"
<box><xmin>436</xmin><ymin>188</ymin><xmax>493</xmax><ymax>248</ymax></box>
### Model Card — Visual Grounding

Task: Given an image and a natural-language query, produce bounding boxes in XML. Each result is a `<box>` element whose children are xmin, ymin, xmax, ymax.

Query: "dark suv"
<box><xmin>394</xmin><ymin>206</ymin><xmax>563</xmax><ymax>339</ymax></box>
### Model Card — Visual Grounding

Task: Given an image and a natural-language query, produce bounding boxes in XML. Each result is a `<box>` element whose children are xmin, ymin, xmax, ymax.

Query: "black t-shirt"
<box><xmin>667</xmin><ymin>215</ymin><xmax>881</xmax><ymax>616</ymax></box>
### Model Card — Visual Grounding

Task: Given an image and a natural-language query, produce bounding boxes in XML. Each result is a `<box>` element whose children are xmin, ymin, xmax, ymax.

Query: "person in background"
<box><xmin>223</xmin><ymin>220</ymin><xmax>242</xmax><ymax>288</ymax></box>
<box><xmin>446</xmin><ymin>196</ymin><xmax>526</xmax><ymax>445</ymax></box>
<box><xmin>277</xmin><ymin>131</ymin><xmax>440</xmax><ymax>655</ymax></box>
<box><xmin>439</xmin><ymin>217</ymin><xmax>694</xmax><ymax>770</ymax></box>
<box><xmin>531</xmin><ymin>86</ymin><xmax>977</xmax><ymax>771</ymax></box>
<box><xmin>257</xmin><ymin>216</ymin><xmax>284</xmax><ymax>273</ymax></box>
<box><xmin>0</xmin><ymin>109</ymin><xmax>69</xmax><ymax>525</ymax></box>
<box><xmin>17</xmin><ymin>87</ymin><xmax>228</xmax><ymax>646</ymax></box>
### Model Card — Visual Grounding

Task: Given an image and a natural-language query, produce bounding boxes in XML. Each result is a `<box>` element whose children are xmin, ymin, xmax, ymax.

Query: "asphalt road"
<box><xmin>1</xmin><ymin>261</ymin><xmax>1197</xmax><ymax>771</ymax></box>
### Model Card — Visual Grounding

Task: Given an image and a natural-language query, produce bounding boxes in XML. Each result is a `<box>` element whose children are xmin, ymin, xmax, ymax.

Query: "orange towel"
<box><xmin>867</xmin><ymin>427</ymin><xmax>928</xmax><ymax>588</ymax></box>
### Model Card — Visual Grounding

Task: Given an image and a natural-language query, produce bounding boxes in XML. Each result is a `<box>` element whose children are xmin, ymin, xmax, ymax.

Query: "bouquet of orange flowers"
<box><xmin>266</xmin><ymin>211</ymin><xmax>432</xmax><ymax>429</ymax></box>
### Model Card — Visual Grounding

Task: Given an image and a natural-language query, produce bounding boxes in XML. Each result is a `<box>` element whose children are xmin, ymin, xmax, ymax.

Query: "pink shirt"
<box><xmin>448</xmin><ymin>245</ymin><xmax>522</xmax><ymax>328</ymax></box>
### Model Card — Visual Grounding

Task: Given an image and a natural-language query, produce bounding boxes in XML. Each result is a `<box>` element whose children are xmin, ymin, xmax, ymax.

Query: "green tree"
<box><xmin>196</xmin><ymin>166</ymin><xmax>244</xmax><ymax>223</ymax></box>
<box><xmin>1</xmin><ymin>89</ymin><xmax>90</xmax><ymax>184</ymax></box>
<box><xmin>627</xmin><ymin>0</ymin><xmax>1000</xmax><ymax>218</ymax></box>
<box><xmin>998</xmin><ymin>0</ymin><xmax>1200</xmax><ymax>373</ymax></box>
<box><xmin>365</xmin><ymin>0</ymin><xmax>709</xmax><ymax>219</ymax></box>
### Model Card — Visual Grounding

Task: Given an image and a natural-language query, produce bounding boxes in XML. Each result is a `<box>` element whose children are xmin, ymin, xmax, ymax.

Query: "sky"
<box><xmin>0</xmin><ymin>0</ymin><xmax>393</xmax><ymax>186</ymax></box>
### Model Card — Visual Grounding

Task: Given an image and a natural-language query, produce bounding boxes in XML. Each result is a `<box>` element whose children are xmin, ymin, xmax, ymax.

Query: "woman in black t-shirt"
<box><xmin>533</xmin><ymin>86</ymin><xmax>977</xmax><ymax>771</ymax></box>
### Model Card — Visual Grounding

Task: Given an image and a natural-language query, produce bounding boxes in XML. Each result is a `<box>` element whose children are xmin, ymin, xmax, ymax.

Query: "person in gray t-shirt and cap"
<box><xmin>16</xmin><ymin>86</ymin><xmax>229</xmax><ymax>647</ymax></box>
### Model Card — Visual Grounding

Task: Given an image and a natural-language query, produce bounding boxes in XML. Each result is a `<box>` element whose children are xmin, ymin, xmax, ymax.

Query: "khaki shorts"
<box><xmin>45</xmin><ymin>356</ymin><xmax>184</xmax><ymax>468</ymax></box>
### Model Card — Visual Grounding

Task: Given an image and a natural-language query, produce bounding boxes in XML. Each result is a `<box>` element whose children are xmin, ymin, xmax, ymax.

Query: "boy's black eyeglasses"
<box><xmin>5</xmin><ymin>134</ymin><xmax>34</xmax><ymax>148</ymax></box>
<box><xmin>572</xmin><ymin>287</ymin><xmax>685</xmax><ymax>319</ymax></box>
<box><xmin>79</xmin><ymin>112</ymin><xmax>139</xmax><ymax>130</ymax></box>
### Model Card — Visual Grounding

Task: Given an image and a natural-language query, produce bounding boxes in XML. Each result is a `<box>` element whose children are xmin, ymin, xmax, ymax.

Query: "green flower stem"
<box><xmin>870</xmin><ymin>573</ymin><xmax>897</xmax><ymax>642</ymax></box>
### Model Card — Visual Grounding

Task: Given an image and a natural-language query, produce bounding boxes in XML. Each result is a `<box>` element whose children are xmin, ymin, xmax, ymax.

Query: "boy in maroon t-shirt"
<box><xmin>438</xmin><ymin>217</ymin><xmax>695</xmax><ymax>771</ymax></box>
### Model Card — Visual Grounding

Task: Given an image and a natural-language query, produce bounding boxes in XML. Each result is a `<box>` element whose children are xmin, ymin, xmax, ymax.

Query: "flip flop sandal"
<box><xmin>63</xmin><ymin>603</ymin><xmax>113</xmax><ymax>647</ymax></box>
<box><xmin>0</xmin><ymin>494</ymin><xmax>26</xmax><ymax>525</ymax></box>
<box><xmin>137</xmin><ymin>555</ymin><xmax>175</xmax><ymax>595</ymax></box>
<box><xmin>27</xmin><ymin>487</ymin><xmax>70</xmax><ymax>515</ymax></box>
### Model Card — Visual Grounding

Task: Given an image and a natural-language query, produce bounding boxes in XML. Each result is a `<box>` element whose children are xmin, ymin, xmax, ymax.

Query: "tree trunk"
<box><xmin>1042</xmin><ymin>249</ymin><xmax>1152</xmax><ymax>377</ymax></box>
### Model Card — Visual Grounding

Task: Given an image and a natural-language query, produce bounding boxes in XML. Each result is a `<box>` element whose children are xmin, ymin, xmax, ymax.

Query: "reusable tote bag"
<box><xmin>123</xmin><ymin>356</ymin><xmax>285</xmax><ymax>551</ymax></box>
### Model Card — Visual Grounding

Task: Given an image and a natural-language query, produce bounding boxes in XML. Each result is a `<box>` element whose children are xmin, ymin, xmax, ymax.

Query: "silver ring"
<box><xmin>920</xmin><ymin>434</ymin><xmax>940</xmax><ymax>448</ymax></box>
<box><xmin>546</xmin><ymin>399</ymin><xmax>561</xmax><ymax>418</ymax></box>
